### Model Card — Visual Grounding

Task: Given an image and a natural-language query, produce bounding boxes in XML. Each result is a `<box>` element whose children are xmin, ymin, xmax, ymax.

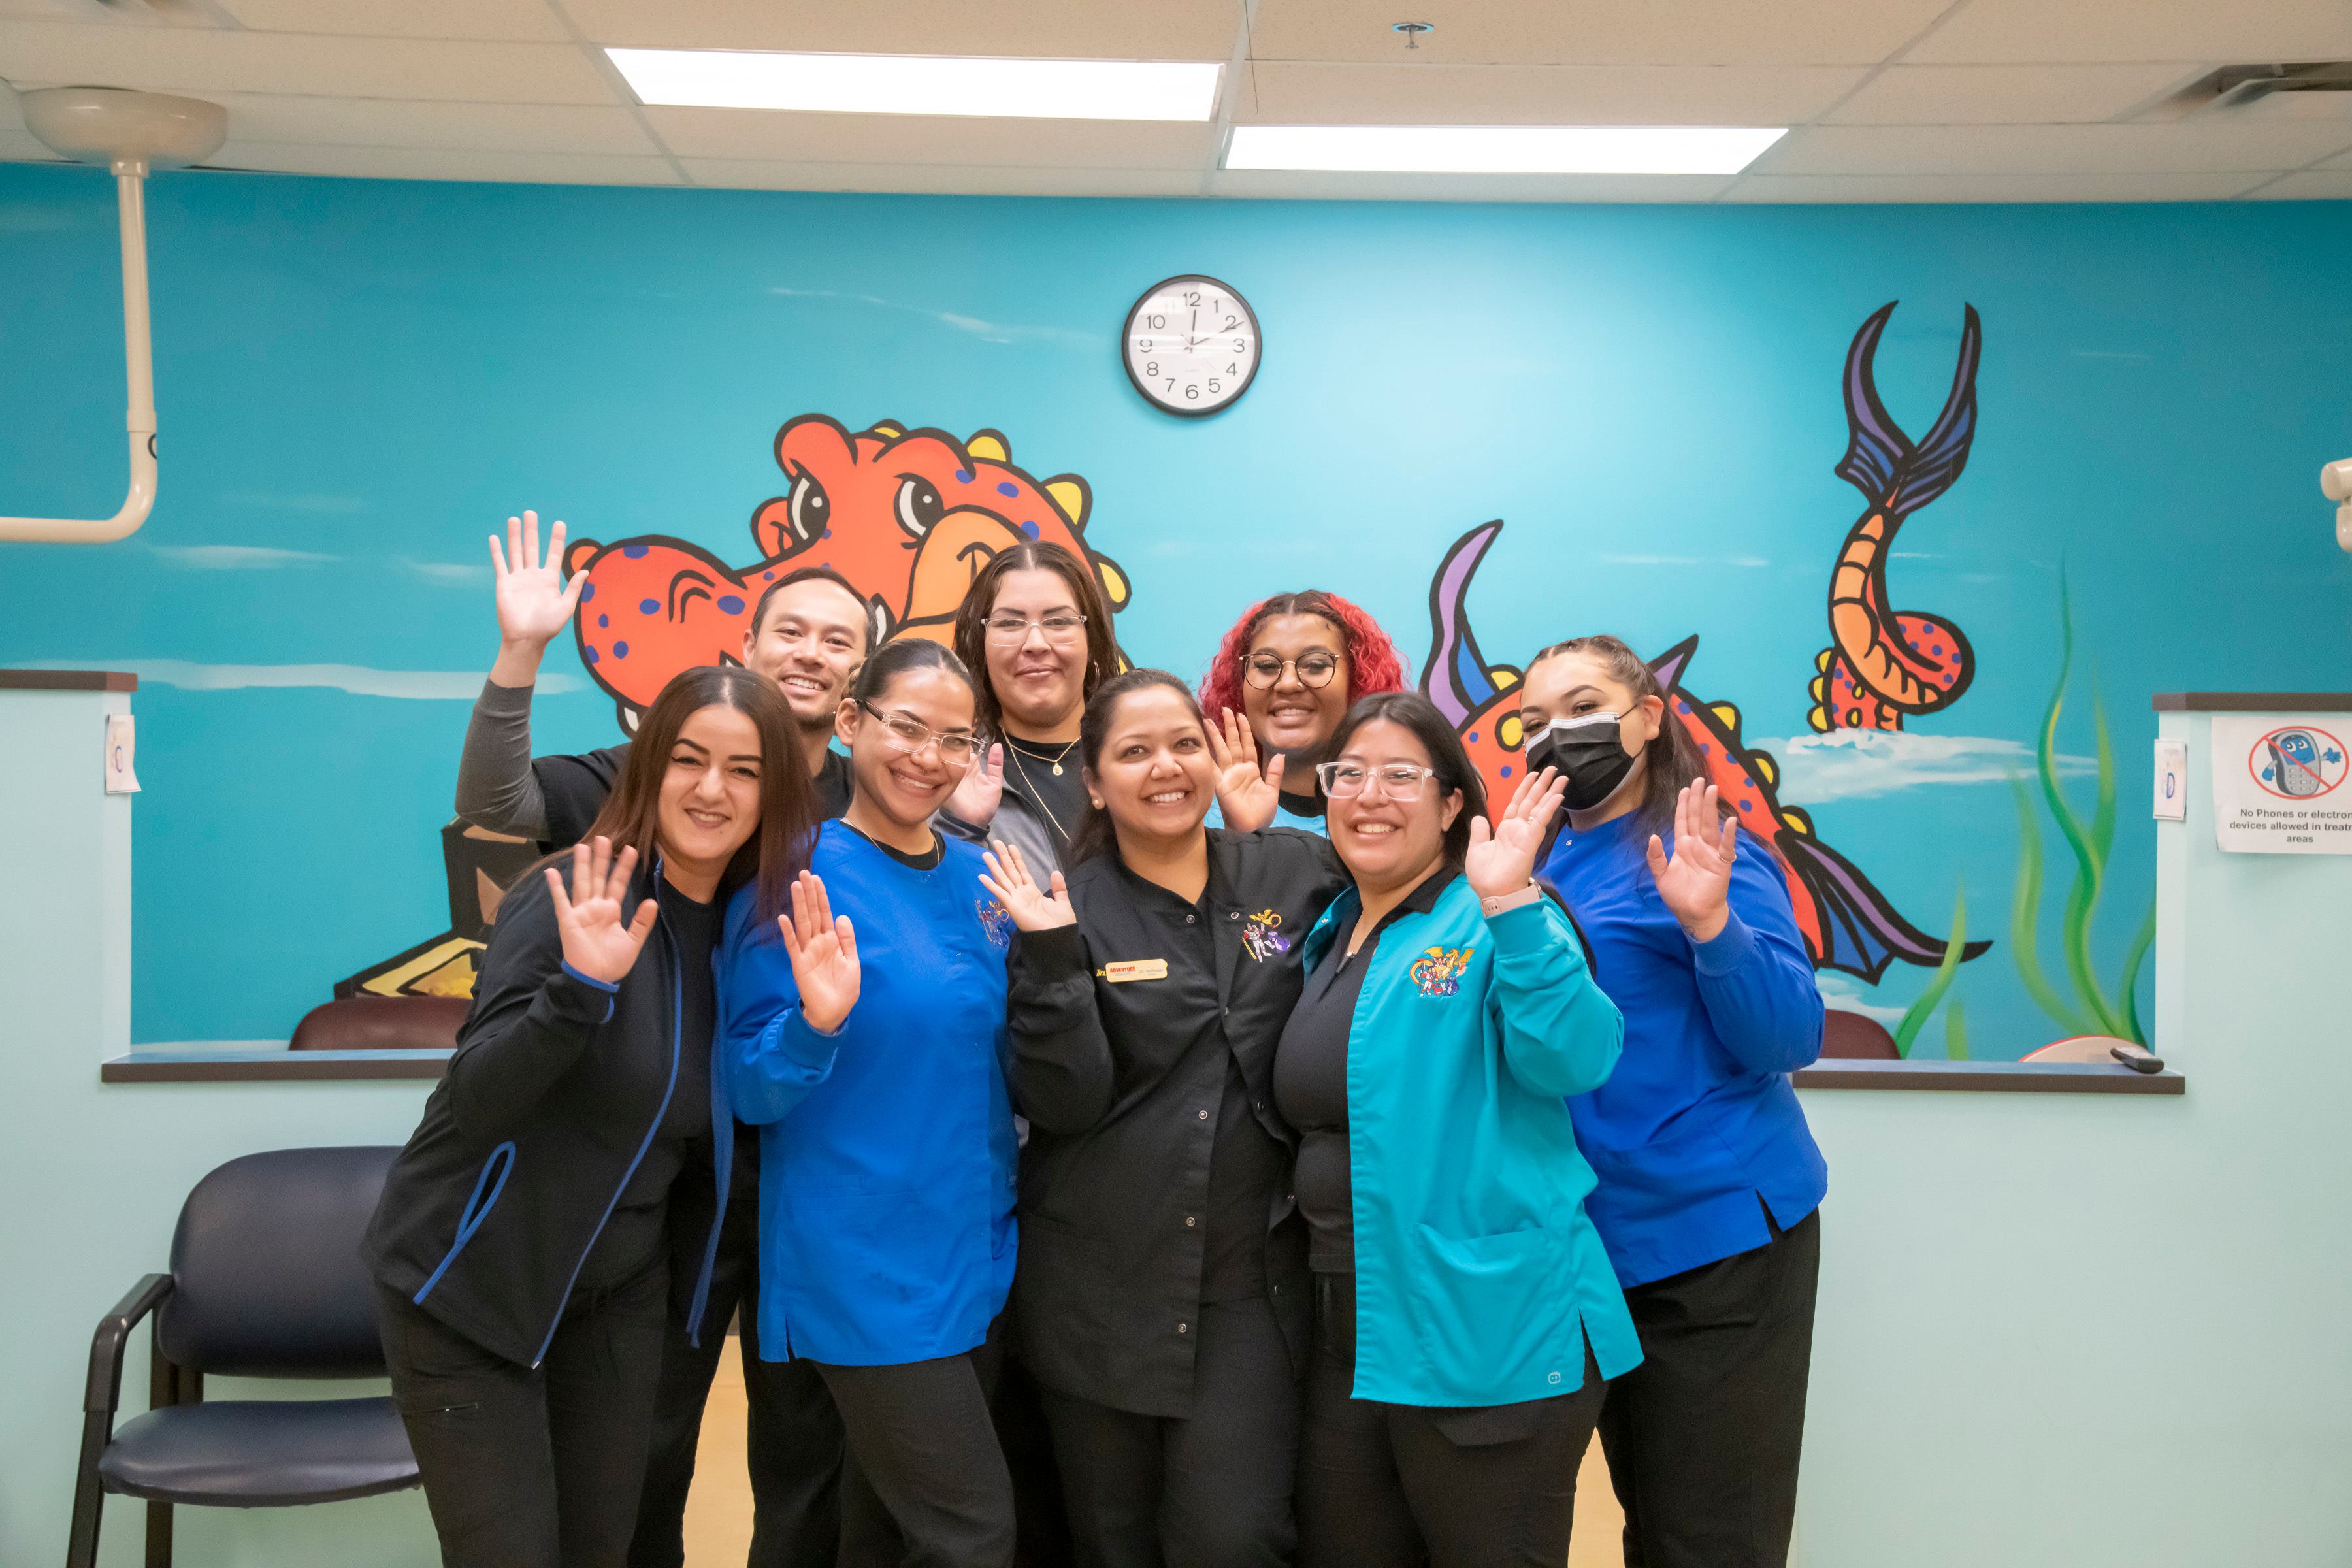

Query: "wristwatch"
<box><xmin>1480</xmin><ymin>883</ymin><xmax>1544</xmax><ymax>918</ymax></box>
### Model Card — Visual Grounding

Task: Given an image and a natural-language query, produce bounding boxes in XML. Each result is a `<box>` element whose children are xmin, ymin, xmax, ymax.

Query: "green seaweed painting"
<box><xmin>2008</xmin><ymin>586</ymin><xmax>2157</xmax><ymax>1045</ymax></box>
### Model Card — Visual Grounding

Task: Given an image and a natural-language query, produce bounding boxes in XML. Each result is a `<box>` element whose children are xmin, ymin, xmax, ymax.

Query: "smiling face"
<box><xmin>1241</xmin><ymin>612</ymin><xmax>1352</xmax><ymax>770</ymax></box>
<box><xmin>1084</xmin><ymin>685</ymin><xmax>1217</xmax><ymax>849</ymax></box>
<box><xmin>743</xmin><ymin>577</ymin><xmax>868</xmax><ymax>734</ymax></box>
<box><xmin>983</xmin><ymin>568</ymin><xmax>1090</xmax><ymax>737</ymax></box>
<box><xmin>836</xmin><ymin>666</ymin><xmax>977</xmax><ymax>833</ymax></box>
<box><xmin>656</xmin><ymin>704</ymin><xmax>766</xmax><ymax>889</ymax></box>
<box><xmin>1326</xmin><ymin>718</ymin><xmax>1462</xmax><ymax>894</ymax></box>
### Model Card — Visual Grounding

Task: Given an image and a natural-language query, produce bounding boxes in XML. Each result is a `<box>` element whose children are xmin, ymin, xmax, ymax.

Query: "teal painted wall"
<box><xmin>1</xmin><ymin>162</ymin><xmax>2348</xmax><ymax>1055</ymax></box>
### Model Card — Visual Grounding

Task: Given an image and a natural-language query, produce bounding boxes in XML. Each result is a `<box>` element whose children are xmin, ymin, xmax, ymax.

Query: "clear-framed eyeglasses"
<box><xmin>984</xmin><ymin>613</ymin><xmax>1088</xmax><ymax>646</ymax></box>
<box><xmin>1241</xmin><ymin>651</ymin><xmax>1341</xmax><ymax>689</ymax></box>
<box><xmin>1316</xmin><ymin>762</ymin><xmax>1439</xmax><ymax>801</ymax></box>
<box><xmin>857</xmin><ymin>701</ymin><xmax>979</xmax><ymax>768</ymax></box>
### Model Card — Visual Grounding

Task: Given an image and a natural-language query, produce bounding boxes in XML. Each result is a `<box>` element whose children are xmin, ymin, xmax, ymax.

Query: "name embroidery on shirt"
<box><xmin>1241</xmin><ymin>908</ymin><xmax>1290</xmax><ymax>962</ymax></box>
<box><xmin>1410</xmin><ymin>945</ymin><xmax>1474</xmax><ymax>998</ymax></box>
<box><xmin>975</xmin><ymin>898</ymin><xmax>1014</xmax><ymax>948</ymax></box>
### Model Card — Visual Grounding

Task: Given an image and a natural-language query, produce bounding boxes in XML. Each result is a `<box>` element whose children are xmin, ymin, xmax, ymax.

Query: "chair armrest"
<box><xmin>84</xmin><ymin>1274</ymin><xmax>173</xmax><ymax>1414</ymax></box>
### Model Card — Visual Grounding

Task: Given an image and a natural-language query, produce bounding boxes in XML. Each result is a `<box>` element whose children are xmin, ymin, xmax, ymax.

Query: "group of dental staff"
<box><xmin>361</xmin><ymin>512</ymin><xmax>1827</xmax><ymax>1568</ymax></box>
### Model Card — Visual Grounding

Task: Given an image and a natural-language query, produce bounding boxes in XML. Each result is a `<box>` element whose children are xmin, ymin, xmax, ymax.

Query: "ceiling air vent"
<box><xmin>2150</xmin><ymin>61</ymin><xmax>2352</xmax><ymax>117</ymax></box>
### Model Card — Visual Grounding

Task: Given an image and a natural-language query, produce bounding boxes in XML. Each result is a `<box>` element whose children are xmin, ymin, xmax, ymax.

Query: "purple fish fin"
<box><xmin>1781</xmin><ymin>832</ymin><xmax>1991</xmax><ymax>983</ymax></box>
<box><xmin>1421</xmin><ymin>521</ymin><xmax>1506</xmax><ymax>727</ymax></box>
<box><xmin>1833</xmin><ymin>301</ymin><xmax>1982</xmax><ymax>520</ymax></box>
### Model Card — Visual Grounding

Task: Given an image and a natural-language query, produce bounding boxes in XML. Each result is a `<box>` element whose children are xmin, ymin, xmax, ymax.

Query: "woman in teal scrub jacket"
<box><xmin>1273</xmin><ymin>692</ymin><xmax>1638</xmax><ymax>1568</ymax></box>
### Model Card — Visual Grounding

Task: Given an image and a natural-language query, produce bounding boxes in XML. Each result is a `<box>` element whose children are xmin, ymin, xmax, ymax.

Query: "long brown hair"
<box><xmin>1064</xmin><ymin>668</ymin><xmax>1205</xmax><ymax>866</ymax></box>
<box><xmin>583</xmin><ymin>664</ymin><xmax>815</xmax><ymax>922</ymax></box>
<box><xmin>1526</xmin><ymin>634</ymin><xmax>1719</xmax><ymax>838</ymax></box>
<box><xmin>951</xmin><ymin>541</ymin><xmax>1119</xmax><ymax>739</ymax></box>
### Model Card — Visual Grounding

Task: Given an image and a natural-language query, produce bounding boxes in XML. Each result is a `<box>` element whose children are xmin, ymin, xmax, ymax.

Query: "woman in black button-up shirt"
<box><xmin>983</xmin><ymin>668</ymin><xmax>1347</xmax><ymax>1568</ymax></box>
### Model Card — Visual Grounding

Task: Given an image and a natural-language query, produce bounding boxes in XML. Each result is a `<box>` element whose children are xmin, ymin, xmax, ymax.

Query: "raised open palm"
<box><xmin>489</xmin><ymin>509</ymin><xmax>585</xmax><ymax>650</ymax></box>
<box><xmin>979</xmin><ymin>840</ymin><xmax>1076</xmax><ymax>932</ymax></box>
<box><xmin>1646</xmin><ymin>779</ymin><xmax>1737</xmax><ymax>942</ymax></box>
<box><xmin>778</xmin><ymin>871</ymin><xmax>861</xmax><ymax>1033</ymax></box>
<box><xmin>546</xmin><ymin>836</ymin><xmax>657</xmax><ymax>986</ymax></box>
<box><xmin>1206</xmin><ymin>707</ymin><xmax>1286</xmax><ymax>834</ymax></box>
<box><xmin>1463</xmin><ymin>766</ymin><xmax>1567</xmax><ymax>901</ymax></box>
<box><xmin>947</xmin><ymin>743</ymin><xmax>1005</xmax><ymax>827</ymax></box>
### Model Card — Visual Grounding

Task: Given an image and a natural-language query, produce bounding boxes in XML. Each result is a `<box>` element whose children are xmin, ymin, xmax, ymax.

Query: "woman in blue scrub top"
<box><xmin>1517</xmin><ymin>634</ymin><xmax>1827</xmax><ymax>1568</ymax></box>
<box><xmin>720</xmin><ymin>638</ymin><xmax>1042</xmax><ymax>1568</ymax></box>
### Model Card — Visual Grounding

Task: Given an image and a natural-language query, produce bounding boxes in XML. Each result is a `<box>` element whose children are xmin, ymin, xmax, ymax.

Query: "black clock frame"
<box><xmin>1120</xmin><ymin>273</ymin><xmax>1262</xmax><ymax>418</ymax></box>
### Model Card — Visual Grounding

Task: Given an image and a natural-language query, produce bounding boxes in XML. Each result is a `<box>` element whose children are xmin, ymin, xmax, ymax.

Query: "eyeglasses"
<box><xmin>857</xmin><ymin>700</ymin><xmax>979</xmax><ymax>767</ymax></box>
<box><xmin>1316</xmin><ymin>762</ymin><xmax>1439</xmax><ymax>801</ymax></box>
<box><xmin>984</xmin><ymin>613</ymin><xmax>1088</xmax><ymax>646</ymax></box>
<box><xmin>1241</xmin><ymin>651</ymin><xmax>1341</xmax><ymax>689</ymax></box>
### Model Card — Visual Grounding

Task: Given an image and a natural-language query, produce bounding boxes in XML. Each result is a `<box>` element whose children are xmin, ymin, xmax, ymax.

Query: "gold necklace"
<box><xmin>1004</xmin><ymin>733</ymin><xmax>1077</xmax><ymax>777</ymax></box>
<box><xmin>1002</xmin><ymin>741</ymin><xmax>1075</xmax><ymax>844</ymax></box>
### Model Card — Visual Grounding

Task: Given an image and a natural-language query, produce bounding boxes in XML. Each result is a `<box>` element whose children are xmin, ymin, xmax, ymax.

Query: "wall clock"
<box><xmin>1121</xmin><ymin>274</ymin><xmax>1260</xmax><ymax>417</ymax></box>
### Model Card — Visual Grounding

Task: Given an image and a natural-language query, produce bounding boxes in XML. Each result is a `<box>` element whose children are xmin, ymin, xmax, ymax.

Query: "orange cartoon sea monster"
<box><xmin>1808</xmin><ymin>302</ymin><xmax>1983</xmax><ymax>732</ymax></box>
<box><xmin>1420</xmin><ymin>521</ymin><xmax>1984</xmax><ymax>983</ymax></box>
<box><xmin>561</xmin><ymin>414</ymin><xmax>1131</xmax><ymax>727</ymax></box>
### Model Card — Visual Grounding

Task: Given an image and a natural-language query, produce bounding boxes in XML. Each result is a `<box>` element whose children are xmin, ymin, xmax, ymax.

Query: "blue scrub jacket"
<box><xmin>719</xmin><ymin>821</ymin><xmax>1019</xmax><ymax>1366</ymax></box>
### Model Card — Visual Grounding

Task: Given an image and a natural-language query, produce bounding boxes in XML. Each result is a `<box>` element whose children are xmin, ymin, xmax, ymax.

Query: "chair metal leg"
<box><xmin>144</xmin><ymin>1501</ymin><xmax>172</xmax><ymax>1568</ymax></box>
<box><xmin>141</xmin><ymin>1317</ymin><xmax>184</xmax><ymax>1567</ymax></box>
<box><xmin>64</xmin><ymin>1412</ymin><xmax>108</xmax><ymax>1568</ymax></box>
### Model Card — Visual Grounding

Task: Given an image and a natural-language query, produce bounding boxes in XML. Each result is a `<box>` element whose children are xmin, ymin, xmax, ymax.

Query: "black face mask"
<box><xmin>1525</xmin><ymin>711</ymin><xmax>1639</xmax><ymax>811</ymax></box>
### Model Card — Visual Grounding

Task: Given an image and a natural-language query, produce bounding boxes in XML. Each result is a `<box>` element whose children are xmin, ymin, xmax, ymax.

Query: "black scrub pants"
<box><xmin>1036</xmin><ymin>1294</ymin><xmax>1299</xmax><ymax>1568</ymax></box>
<box><xmin>1594</xmin><ymin>1204</ymin><xmax>1821</xmax><ymax>1568</ymax></box>
<box><xmin>1297</xmin><ymin>1271</ymin><xmax>1606</xmax><ymax>1568</ymax></box>
<box><xmin>629</xmin><ymin>1177</ymin><xmax>845</xmax><ymax>1568</ymax></box>
<box><xmin>376</xmin><ymin>1264</ymin><xmax>668</xmax><ymax>1568</ymax></box>
<box><xmin>811</xmin><ymin>1311</ymin><xmax>1019</xmax><ymax>1568</ymax></box>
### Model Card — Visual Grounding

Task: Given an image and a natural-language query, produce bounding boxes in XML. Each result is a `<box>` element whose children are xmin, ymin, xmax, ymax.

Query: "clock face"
<box><xmin>1122</xmin><ymin>274</ymin><xmax>1260</xmax><ymax>417</ymax></box>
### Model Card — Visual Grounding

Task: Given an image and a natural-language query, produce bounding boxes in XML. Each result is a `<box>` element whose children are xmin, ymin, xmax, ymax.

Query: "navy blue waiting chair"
<box><xmin>67</xmin><ymin>1145</ymin><xmax>421</xmax><ymax>1567</ymax></box>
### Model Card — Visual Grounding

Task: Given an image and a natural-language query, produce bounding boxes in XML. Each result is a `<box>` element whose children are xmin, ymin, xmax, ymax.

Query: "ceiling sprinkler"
<box><xmin>1392</xmin><ymin>22</ymin><xmax>1434</xmax><ymax>50</ymax></box>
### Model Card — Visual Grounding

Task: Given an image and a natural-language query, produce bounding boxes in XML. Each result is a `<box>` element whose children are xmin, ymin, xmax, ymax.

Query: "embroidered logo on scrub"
<box><xmin>1241</xmin><ymin>908</ymin><xmax>1290</xmax><ymax>962</ymax></box>
<box><xmin>1409</xmin><ymin>946</ymin><xmax>1473</xmax><ymax>998</ymax></box>
<box><xmin>975</xmin><ymin>899</ymin><xmax>1014</xmax><ymax>948</ymax></box>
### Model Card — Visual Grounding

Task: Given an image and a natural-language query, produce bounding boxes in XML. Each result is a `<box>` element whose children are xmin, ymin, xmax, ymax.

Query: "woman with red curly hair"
<box><xmin>1200</xmin><ymin>590</ymin><xmax>1409</xmax><ymax>835</ymax></box>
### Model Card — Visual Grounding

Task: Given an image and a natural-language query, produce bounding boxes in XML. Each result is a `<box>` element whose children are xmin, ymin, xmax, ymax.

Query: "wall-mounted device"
<box><xmin>2324</xmin><ymin>458</ymin><xmax>2352</xmax><ymax>553</ymax></box>
<box><xmin>0</xmin><ymin>87</ymin><xmax>226</xmax><ymax>544</ymax></box>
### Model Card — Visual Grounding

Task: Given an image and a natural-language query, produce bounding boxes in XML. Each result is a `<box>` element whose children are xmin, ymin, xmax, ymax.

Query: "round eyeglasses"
<box><xmin>857</xmin><ymin>701</ymin><xmax>979</xmax><ymax>768</ymax></box>
<box><xmin>1241</xmin><ymin>651</ymin><xmax>1341</xmax><ymax>689</ymax></box>
<box><xmin>1315</xmin><ymin>762</ymin><xmax>1438</xmax><ymax>801</ymax></box>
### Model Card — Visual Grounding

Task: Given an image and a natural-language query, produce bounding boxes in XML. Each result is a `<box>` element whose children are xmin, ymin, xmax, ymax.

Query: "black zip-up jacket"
<box><xmin>1005</xmin><ymin>827</ymin><xmax>1348</xmax><ymax>1418</ymax></box>
<box><xmin>362</xmin><ymin>857</ymin><xmax>729</xmax><ymax>1369</ymax></box>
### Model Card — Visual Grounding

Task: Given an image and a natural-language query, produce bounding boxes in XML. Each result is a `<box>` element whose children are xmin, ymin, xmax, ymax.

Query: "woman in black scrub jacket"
<box><xmin>982</xmin><ymin>669</ymin><xmax>1347</xmax><ymax>1567</ymax></box>
<box><xmin>363</xmin><ymin>665</ymin><xmax>814</xmax><ymax>1568</ymax></box>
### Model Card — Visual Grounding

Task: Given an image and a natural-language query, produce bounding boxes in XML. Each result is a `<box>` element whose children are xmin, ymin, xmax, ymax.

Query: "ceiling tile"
<box><xmin>682</xmin><ymin>157</ymin><xmax>1208</xmax><ymax>195</ymax></box>
<box><xmin>1826</xmin><ymin>63</ymin><xmax>2205</xmax><ymax>124</ymax></box>
<box><xmin>644</xmin><ymin>106</ymin><xmax>1215</xmax><ymax>169</ymax></box>
<box><xmin>1210</xmin><ymin>167</ymin><xmax>1737</xmax><ymax>201</ymax></box>
<box><xmin>0</xmin><ymin>21</ymin><xmax>619</xmax><ymax>105</ymax></box>
<box><xmin>1759</xmin><ymin>121</ymin><xmax>2352</xmax><ymax>175</ymax></box>
<box><xmin>2241</xmin><ymin>168</ymin><xmax>2352</xmax><ymax>198</ymax></box>
<box><xmin>564</xmin><ymin>0</ymin><xmax>1239</xmax><ymax>59</ymax></box>
<box><xmin>207</xmin><ymin>140</ymin><xmax>682</xmax><ymax>185</ymax></box>
<box><xmin>1727</xmin><ymin>170</ymin><xmax>2270</xmax><ymax>201</ymax></box>
<box><xmin>0</xmin><ymin>79</ymin><xmax>20</xmax><ymax>128</ymax></box>
<box><xmin>204</xmin><ymin>95</ymin><xmax>659</xmax><ymax>155</ymax></box>
<box><xmin>0</xmin><ymin>126</ymin><xmax>59</xmax><ymax>160</ymax></box>
<box><xmin>1237</xmin><ymin>61</ymin><xmax>1863</xmax><ymax>125</ymax></box>
<box><xmin>1248</xmin><ymin>0</ymin><xmax>1953</xmax><ymax>67</ymax></box>
<box><xmin>1909</xmin><ymin>0</ymin><xmax>2352</xmax><ymax>64</ymax></box>
<box><xmin>214</xmin><ymin>0</ymin><xmax>570</xmax><ymax>42</ymax></box>
<box><xmin>2325</xmin><ymin>145</ymin><xmax>2352</xmax><ymax>169</ymax></box>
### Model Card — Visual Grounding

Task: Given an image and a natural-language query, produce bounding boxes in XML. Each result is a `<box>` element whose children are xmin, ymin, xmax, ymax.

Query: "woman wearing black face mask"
<box><xmin>1516</xmin><ymin>635</ymin><xmax>1827</xmax><ymax>1568</ymax></box>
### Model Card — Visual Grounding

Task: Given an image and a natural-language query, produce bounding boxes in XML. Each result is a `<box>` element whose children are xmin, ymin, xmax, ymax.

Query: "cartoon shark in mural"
<box><xmin>1421</xmin><ymin>520</ymin><xmax>1985</xmax><ymax>983</ymax></box>
<box><xmin>559</xmin><ymin>414</ymin><xmax>1131</xmax><ymax>729</ymax></box>
<box><xmin>1808</xmin><ymin>301</ymin><xmax>1983</xmax><ymax>733</ymax></box>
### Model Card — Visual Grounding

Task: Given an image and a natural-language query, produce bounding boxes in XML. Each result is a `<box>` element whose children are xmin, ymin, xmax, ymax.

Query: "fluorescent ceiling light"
<box><xmin>607</xmin><ymin>48</ymin><xmax>1222</xmax><ymax>122</ymax></box>
<box><xmin>1224</xmin><ymin>125</ymin><xmax>1786</xmax><ymax>175</ymax></box>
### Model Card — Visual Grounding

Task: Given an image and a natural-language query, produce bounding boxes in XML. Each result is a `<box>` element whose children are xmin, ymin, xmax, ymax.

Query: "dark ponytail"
<box><xmin>850</xmin><ymin>636</ymin><xmax>972</xmax><ymax>707</ymax></box>
<box><xmin>1527</xmin><ymin>634</ymin><xmax>1720</xmax><ymax>838</ymax></box>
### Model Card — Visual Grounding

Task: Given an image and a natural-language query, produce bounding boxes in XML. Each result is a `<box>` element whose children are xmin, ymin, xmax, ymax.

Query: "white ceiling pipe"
<box><xmin>1</xmin><ymin>88</ymin><xmax>225</xmax><ymax>544</ymax></box>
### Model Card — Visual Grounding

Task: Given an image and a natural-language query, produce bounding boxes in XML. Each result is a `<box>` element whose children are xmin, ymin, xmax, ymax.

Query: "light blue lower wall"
<box><xmin>7</xmin><ymin>690</ymin><xmax>2349</xmax><ymax>1565</ymax></box>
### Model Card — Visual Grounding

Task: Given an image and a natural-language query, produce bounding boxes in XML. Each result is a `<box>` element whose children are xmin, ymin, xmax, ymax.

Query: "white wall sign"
<box><xmin>2153</xmin><ymin>739</ymin><xmax>2187</xmax><ymax>821</ymax></box>
<box><xmin>2210</xmin><ymin>714</ymin><xmax>2350</xmax><ymax>853</ymax></box>
<box><xmin>103</xmin><ymin>713</ymin><xmax>140</xmax><ymax>794</ymax></box>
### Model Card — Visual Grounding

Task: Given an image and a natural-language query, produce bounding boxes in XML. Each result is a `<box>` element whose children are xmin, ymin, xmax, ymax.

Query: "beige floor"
<box><xmin>684</xmin><ymin>1346</ymin><xmax>1625</xmax><ymax>1567</ymax></box>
